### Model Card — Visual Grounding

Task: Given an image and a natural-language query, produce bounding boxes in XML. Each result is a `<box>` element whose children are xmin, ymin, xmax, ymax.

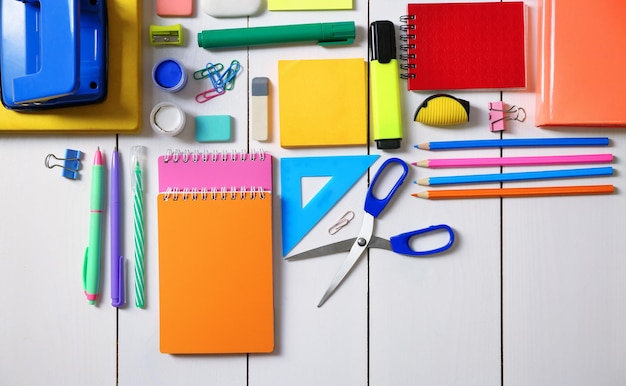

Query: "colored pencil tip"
<box><xmin>415</xmin><ymin>143</ymin><xmax>430</xmax><ymax>150</ymax></box>
<box><xmin>411</xmin><ymin>192</ymin><xmax>429</xmax><ymax>198</ymax></box>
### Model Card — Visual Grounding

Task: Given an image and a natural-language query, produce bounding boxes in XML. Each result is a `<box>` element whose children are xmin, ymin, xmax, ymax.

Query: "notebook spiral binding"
<box><xmin>163</xmin><ymin>148</ymin><xmax>266</xmax><ymax>163</ymax></box>
<box><xmin>398</xmin><ymin>15</ymin><xmax>416</xmax><ymax>80</ymax></box>
<box><xmin>163</xmin><ymin>186</ymin><xmax>267</xmax><ymax>201</ymax></box>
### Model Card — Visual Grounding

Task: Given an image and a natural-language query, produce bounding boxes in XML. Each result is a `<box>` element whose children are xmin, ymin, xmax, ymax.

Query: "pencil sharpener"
<box><xmin>0</xmin><ymin>0</ymin><xmax>108</xmax><ymax>110</ymax></box>
<box><xmin>150</xmin><ymin>24</ymin><xmax>183</xmax><ymax>46</ymax></box>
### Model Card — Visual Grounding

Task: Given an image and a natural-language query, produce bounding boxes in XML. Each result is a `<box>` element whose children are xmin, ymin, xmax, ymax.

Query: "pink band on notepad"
<box><xmin>158</xmin><ymin>150</ymin><xmax>272</xmax><ymax>193</ymax></box>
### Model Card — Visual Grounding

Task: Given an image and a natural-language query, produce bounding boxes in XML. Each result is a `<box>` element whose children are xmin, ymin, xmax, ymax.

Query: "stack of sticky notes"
<box><xmin>278</xmin><ymin>58</ymin><xmax>367</xmax><ymax>148</ymax></box>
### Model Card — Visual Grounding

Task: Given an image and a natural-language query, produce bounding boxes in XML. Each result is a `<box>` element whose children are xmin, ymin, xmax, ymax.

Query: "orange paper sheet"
<box><xmin>536</xmin><ymin>0</ymin><xmax>626</xmax><ymax>127</ymax></box>
<box><xmin>158</xmin><ymin>192</ymin><xmax>274</xmax><ymax>354</ymax></box>
<box><xmin>278</xmin><ymin>58</ymin><xmax>367</xmax><ymax>147</ymax></box>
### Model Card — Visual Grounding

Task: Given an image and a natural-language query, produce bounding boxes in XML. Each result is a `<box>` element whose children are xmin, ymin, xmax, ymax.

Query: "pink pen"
<box><xmin>414</xmin><ymin>153</ymin><xmax>613</xmax><ymax>168</ymax></box>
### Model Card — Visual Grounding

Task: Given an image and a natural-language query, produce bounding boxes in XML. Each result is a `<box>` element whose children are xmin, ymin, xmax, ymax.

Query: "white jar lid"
<box><xmin>150</xmin><ymin>102</ymin><xmax>186</xmax><ymax>136</ymax></box>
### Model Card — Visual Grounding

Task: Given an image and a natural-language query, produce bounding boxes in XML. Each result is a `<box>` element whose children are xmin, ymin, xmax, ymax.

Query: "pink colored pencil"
<box><xmin>413</xmin><ymin>153</ymin><xmax>613</xmax><ymax>168</ymax></box>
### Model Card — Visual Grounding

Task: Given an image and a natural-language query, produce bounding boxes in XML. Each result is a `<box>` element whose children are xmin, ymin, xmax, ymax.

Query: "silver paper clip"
<box><xmin>328</xmin><ymin>211</ymin><xmax>355</xmax><ymax>235</ymax></box>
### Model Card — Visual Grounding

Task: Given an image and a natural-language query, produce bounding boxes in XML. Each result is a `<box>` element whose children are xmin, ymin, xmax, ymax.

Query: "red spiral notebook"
<box><xmin>401</xmin><ymin>2</ymin><xmax>527</xmax><ymax>91</ymax></box>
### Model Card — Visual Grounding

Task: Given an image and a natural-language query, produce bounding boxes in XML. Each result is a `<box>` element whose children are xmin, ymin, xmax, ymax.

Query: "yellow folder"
<box><xmin>0</xmin><ymin>0</ymin><xmax>141</xmax><ymax>132</ymax></box>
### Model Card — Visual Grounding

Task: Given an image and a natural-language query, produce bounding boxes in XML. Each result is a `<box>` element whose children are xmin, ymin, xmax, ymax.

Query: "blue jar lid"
<box><xmin>152</xmin><ymin>58</ymin><xmax>187</xmax><ymax>92</ymax></box>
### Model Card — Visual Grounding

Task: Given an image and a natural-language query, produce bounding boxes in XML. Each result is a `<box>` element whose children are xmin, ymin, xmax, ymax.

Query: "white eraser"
<box><xmin>251</xmin><ymin>77</ymin><xmax>269</xmax><ymax>142</ymax></box>
<box><xmin>201</xmin><ymin>0</ymin><xmax>263</xmax><ymax>17</ymax></box>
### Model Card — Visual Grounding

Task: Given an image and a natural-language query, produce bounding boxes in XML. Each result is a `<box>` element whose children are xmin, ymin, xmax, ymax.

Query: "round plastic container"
<box><xmin>152</xmin><ymin>58</ymin><xmax>188</xmax><ymax>92</ymax></box>
<box><xmin>150</xmin><ymin>102</ymin><xmax>186</xmax><ymax>136</ymax></box>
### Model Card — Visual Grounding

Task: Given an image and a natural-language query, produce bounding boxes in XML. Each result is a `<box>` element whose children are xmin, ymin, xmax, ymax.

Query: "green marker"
<box><xmin>370</xmin><ymin>21</ymin><xmax>403</xmax><ymax>150</ymax></box>
<box><xmin>197</xmin><ymin>21</ymin><xmax>355</xmax><ymax>49</ymax></box>
<box><xmin>83</xmin><ymin>148</ymin><xmax>104</xmax><ymax>305</ymax></box>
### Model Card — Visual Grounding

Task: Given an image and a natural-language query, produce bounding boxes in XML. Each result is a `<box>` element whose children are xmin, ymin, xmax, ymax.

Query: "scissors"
<box><xmin>285</xmin><ymin>157</ymin><xmax>455</xmax><ymax>307</ymax></box>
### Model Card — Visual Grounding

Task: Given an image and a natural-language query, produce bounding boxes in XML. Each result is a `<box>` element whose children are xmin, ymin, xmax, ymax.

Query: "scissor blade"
<box><xmin>318</xmin><ymin>214</ymin><xmax>375</xmax><ymax>307</ymax></box>
<box><xmin>284</xmin><ymin>238</ymin><xmax>357</xmax><ymax>261</ymax></box>
<box><xmin>368</xmin><ymin>236</ymin><xmax>393</xmax><ymax>251</ymax></box>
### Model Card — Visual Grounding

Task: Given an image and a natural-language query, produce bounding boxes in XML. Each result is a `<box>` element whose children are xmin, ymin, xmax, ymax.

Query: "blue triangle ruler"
<box><xmin>280</xmin><ymin>155</ymin><xmax>379</xmax><ymax>256</ymax></box>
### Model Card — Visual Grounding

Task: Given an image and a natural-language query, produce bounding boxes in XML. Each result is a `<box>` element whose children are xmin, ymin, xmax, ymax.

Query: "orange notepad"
<box><xmin>536</xmin><ymin>0</ymin><xmax>626</xmax><ymax>126</ymax></box>
<box><xmin>157</xmin><ymin>150</ymin><xmax>274</xmax><ymax>354</ymax></box>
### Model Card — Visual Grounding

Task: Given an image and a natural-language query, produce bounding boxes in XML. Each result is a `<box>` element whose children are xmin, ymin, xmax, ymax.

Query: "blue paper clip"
<box><xmin>193</xmin><ymin>60</ymin><xmax>242</xmax><ymax>103</ymax></box>
<box><xmin>205</xmin><ymin>62</ymin><xmax>226</xmax><ymax>93</ymax></box>
<box><xmin>193</xmin><ymin>62</ymin><xmax>224</xmax><ymax>80</ymax></box>
<box><xmin>45</xmin><ymin>149</ymin><xmax>82</xmax><ymax>179</ymax></box>
<box><xmin>220</xmin><ymin>60</ymin><xmax>242</xmax><ymax>91</ymax></box>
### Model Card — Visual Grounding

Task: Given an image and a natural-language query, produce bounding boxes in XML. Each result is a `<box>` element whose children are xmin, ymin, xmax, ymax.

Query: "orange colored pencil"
<box><xmin>412</xmin><ymin>184</ymin><xmax>614</xmax><ymax>199</ymax></box>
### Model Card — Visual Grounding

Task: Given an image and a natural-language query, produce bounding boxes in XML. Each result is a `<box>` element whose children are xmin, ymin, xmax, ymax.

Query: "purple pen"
<box><xmin>111</xmin><ymin>148</ymin><xmax>125</xmax><ymax>307</ymax></box>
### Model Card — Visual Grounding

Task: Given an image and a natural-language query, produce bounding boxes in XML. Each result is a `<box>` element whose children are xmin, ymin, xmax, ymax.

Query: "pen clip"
<box><xmin>112</xmin><ymin>255</ymin><xmax>125</xmax><ymax>307</ymax></box>
<box><xmin>318</xmin><ymin>37</ymin><xmax>355</xmax><ymax>46</ymax></box>
<box><xmin>83</xmin><ymin>247</ymin><xmax>89</xmax><ymax>291</ymax></box>
<box><xmin>317</xmin><ymin>21</ymin><xmax>356</xmax><ymax>46</ymax></box>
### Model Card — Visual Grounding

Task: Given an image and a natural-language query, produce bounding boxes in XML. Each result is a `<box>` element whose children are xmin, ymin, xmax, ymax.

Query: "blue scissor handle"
<box><xmin>389</xmin><ymin>224</ymin><xmax>455</xmax><ymax>256</ymax></box>
<box><xmin>364</xmin><ymin>158</ymin><xmax>409</xmax><ymax>218</ymax></box>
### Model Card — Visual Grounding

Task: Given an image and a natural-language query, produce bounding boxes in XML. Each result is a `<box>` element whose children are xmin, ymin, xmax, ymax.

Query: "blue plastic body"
<box><xmin>364</xmin><ymin>157</ymin><xmax>408</xmax><ymax>217</ymax></box>
<box><xmin>0</xmin><ymin>0</ymin><xmax>108</xmax><ymax>110</ymax></box>
<box><xmin>389</xmin><ymin>225</ymin><xmax>455</xmax><ymax>256</ymax></box>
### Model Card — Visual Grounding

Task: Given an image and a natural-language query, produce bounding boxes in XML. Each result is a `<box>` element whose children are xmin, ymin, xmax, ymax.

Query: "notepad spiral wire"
<box><xmin>162</xmin><ymin>186</ymin><xmax>267</xmax><ymax>201</ymax></box>
<box><xmin>162</xmin><ymin>148</ymin><xmax>266</xmax><ymax>163</ymax></box>
<box><xmin>158</xmin><ymin>147</ymin><xmax>273</xmax><ymax>199</ymax></box>
<box><xmin>398</xmin><ymin>14</ymin><xmax>416</xmax><ymax>80</ymax></box>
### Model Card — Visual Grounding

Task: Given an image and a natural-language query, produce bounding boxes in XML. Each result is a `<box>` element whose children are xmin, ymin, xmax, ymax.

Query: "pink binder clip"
<box><xmin>488</xmin><ymin>101</ymin><xmax>526</xmax><ymax>131</ymax></box>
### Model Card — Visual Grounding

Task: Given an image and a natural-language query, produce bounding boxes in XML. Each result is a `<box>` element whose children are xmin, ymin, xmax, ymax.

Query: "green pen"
<box><xmin>83</xmin><ymin>148</ymin><xmax>104</xmax><ymax>305</ymax></box>
<box><xmin>197</xmin><ymin>21</ymin><xmax>356</xmax><ymax>49</ymax></box>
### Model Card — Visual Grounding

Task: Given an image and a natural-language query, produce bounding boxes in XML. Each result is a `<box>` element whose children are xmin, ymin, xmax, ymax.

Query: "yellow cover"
<box><xmin>536</xmin><ymin>0</ymin><xmax>626</xmax><ymax>127</ymax></box>
<box><xmin>278</xmin><ymin>58</ymin><xmax>367</xmax><ymax>148</ymax></box>
<box><xmin>0</xmin><ymin>0</ymin><xmax>141</xmax><ymax>132</ymax></box>
<box><xmin>268</xmin><ymin>0</ymin><xmax>352</xmax><ymax>11</ymax></box>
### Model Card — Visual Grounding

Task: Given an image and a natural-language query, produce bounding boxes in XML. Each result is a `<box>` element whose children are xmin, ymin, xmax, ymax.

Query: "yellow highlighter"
<box><xmin>370</xmin><ymin>21</ymin><xmax>403</xmax><ymax>150</ymax></box>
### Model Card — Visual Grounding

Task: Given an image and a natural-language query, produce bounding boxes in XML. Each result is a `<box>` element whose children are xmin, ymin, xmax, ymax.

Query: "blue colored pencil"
<box><xmin>416</xmin><ymin>166</ymin><xmax>614</xmax><ymax>186</ymax></box>
<box><xmin>416</xmin><ymin>137</ymin><xmax>610</xmax><ymax>150</ymax></box>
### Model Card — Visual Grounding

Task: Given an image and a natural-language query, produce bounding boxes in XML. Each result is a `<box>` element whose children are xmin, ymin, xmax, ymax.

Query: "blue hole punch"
<box><xmin>0</xmin><ymin>0</ymin><xmax>108</xmax><ymax>110</ymax></box>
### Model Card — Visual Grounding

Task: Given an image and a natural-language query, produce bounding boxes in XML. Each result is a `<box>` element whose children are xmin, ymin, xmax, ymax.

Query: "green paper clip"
<box><xmin>150</xmin><ymin>24</ymin><xmax>183</xmax><ymax>46</ymax></box>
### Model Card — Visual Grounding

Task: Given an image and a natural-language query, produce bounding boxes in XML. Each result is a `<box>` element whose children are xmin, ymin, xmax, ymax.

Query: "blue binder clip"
<box><xmin>0</xmin><ymin>0</ymin><xmax>108</xmax><ymax>110</ymax></box>
<box><xmin>45</xmin><ymin>149</ymin><xmax>83</xmax><ymax>180</ymax></box>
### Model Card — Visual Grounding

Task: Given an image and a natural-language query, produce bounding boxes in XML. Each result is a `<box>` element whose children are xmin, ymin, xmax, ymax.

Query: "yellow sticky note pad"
<box><xmin>278</xmin><ymin>58</ymin><xmax>367</xmax><ymax>148</ymax></box>
<box><xmin>268</xmin><ymin>0</ymin><xmax>352</xmax><ymax>11</ymax></box>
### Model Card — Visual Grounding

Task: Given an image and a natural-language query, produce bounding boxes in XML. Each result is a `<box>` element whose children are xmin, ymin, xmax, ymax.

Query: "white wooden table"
<box><xmin>1</xmin><ymin>0</ymin><xmax>625</xmax><ymax>385</ymax></box>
